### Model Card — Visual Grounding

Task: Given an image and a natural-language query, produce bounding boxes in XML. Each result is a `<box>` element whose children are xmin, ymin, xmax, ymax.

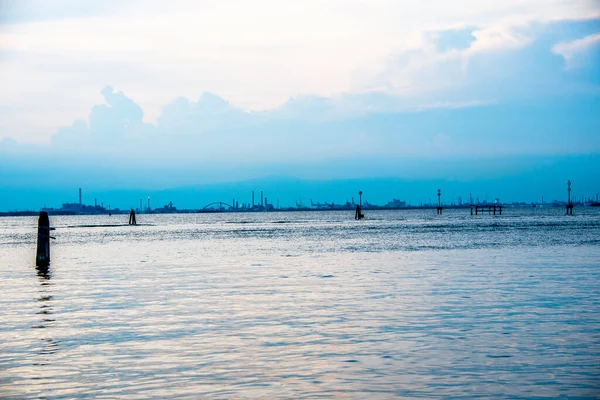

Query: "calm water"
<box><xmin>1</xmin><ymin>208</ymin><xmax>599</xmax><ymax>398</ymax></box>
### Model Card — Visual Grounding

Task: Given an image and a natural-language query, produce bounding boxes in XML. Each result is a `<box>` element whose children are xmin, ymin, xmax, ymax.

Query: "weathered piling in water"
<box><xmin>437</xmin><ymin>189</ymin><xmax>443</xmax><ymax>215</ymax></box>
<box><xmin>129</xmin><ymin>209</ymin><xmax>137</xmax><ymax>225</ymax></box>
<box><xmin>566</xmin><ymin>180</ymin><xmax>574</xmax><ymax>215</ymax></box>
<box><xmin>355</xmin><ymin>205</ymin><xmax>364</xmax><ymax>220</ymax></box>
<box><xmin>36</xmin><ymin>211</ymin><xmax>50</xmax><ymax>268</ymax></box>
<box><xmin>355</xmin><ymin>191</ymin><xmax>365</xmax><ymax>220</ymax></box>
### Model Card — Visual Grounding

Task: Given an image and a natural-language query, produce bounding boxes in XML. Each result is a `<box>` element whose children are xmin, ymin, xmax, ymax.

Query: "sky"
<box><xmin>0</xmin><ymin>0</ymin><xmax>599</xmax><ymax>209</ymax></box>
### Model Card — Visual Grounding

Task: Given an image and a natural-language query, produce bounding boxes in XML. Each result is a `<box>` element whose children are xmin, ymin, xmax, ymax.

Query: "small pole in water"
<box><xmin>566</xmin><ymin>180</ymin><xmax>574</xmax><ymax>215</ymax></box>
<box><xmin>355</xmin><ymin>191</ymin><xmax>365</xmax><ymax>220</ymax></box>
<box><xmin>129</xmin><ymin>209</ymin><xmax>137</xmax><ymax>225</ymax></box>
<box><xmin>36</xmin><ymin>211</ymin><xmax>50</xmax><ymax>269</ymax></box>
<box><xmin>437</xmin><ymin>189</ymin><xmax>443</xmax><ymax>215</ymax></box>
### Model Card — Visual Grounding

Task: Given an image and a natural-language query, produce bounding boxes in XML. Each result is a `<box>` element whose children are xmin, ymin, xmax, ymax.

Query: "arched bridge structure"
<box><xmin>201</xmin><ymin>202</ymin><xmax>234</xmax><ymax>211</ymax></box>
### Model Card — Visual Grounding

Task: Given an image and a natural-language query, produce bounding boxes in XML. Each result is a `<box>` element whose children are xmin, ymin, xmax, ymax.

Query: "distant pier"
<box><xmin>471</xmin><ymin>204</ymin><xmax>503</xmax><ymax>215</ymax></box>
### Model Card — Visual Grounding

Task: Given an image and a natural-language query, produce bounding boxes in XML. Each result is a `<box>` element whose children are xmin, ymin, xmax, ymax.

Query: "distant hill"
<box><xmin>1</xmin><ymin>153</ymin><xmax>598</xmax><ymax>211</ymax></box>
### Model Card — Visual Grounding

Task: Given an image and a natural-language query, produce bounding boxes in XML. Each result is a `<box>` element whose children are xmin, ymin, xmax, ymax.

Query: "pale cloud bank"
<box><xmin>0</xmin><ymin>0</ymin><xmax>599</xmax><ymax>143</ymax></box>
<box><xmin>552</xmin><ymin>32</ymin><xmax>600</xmax><ymax>67</ymax></box>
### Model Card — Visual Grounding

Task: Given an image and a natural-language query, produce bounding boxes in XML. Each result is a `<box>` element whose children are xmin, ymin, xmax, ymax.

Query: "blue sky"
<box><xmin>0</xmin><ymin>1</ymin><xmax>599</xmax><ymax>209</ymax></box>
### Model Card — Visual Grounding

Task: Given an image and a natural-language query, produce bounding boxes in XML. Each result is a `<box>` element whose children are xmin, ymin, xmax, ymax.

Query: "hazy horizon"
<box><xmin>1</xmin><ymin>153</ymin><xmax>598</xmax><ymax>211</ymax></box>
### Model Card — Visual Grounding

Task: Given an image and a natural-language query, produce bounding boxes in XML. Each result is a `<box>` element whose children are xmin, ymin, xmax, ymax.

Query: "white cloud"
<box><xmin>467</xmin><ymin>25</ymin><xmax>532</xmax><ymax>53</ymax></box>
<box><xmin>552</xmin><ymin>32</ymin><xmax>600</xmax><ymax>68</ymax></box>
<box><xmin>0</xmin><ymin>0</ymin><xmax>599</xmax><ymax>142</ymax></box>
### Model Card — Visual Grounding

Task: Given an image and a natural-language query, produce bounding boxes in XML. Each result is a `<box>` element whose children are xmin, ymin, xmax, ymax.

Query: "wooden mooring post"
<box><xmin>129</xmin><ymin>209</ymin><xmax>137</xmax><ymax>225</ymax></box>
<box><xmin>36</xmin><ymin>211</ymin><xmax>51</xmax><ymax>268</ymax></box>
<box><xmin>355</xmin><ymin>205</ymin><xmax>364</xmax><ymax>220</ymax></box>
<box><xmin>355</xmin><ymin>191</ymin><xmax>365</xmax><ymax>220</ymax></box>
<box><xmin>566</xmin><ymin>180</ymin><xmax>574</xmax><ymax>215</ymax></box>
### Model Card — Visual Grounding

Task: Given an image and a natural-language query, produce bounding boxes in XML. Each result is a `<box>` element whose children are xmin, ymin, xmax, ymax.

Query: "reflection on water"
<box><xmin>0</xmin><ymin>208</ymin><xmax>599</xmax><ymax>398</ymax></box>
<box><xmin>33</xmin><ymin>272</ymin><xmax>59</xmax><ymax>362</ymax></box>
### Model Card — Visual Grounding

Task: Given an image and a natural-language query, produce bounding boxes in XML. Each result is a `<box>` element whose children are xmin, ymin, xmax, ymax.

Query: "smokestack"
<box><xmin>252</xmin><ymin>191</ymin><xmax>255</xmax><ymax>207</ymax></box>
<box><xmin>261</xmin><ymin>191</ymin><xmax>264</xmax><ymax>207</ymax></box>
<box><xmin>79</xmin><ymin>188</ymin><xmax>82</xmax><ymax>205</ymax></box>
<box><xmin>140</xmin><ymin>199</ymin><xmax>142</xmax><ymax>211</ymax></box>
<box><xmin>94</xmin><ymin>198</ymin><xmax>97</xmax><ymax>207</ymax></box>
<box><xmin>148</xmin><ymin>197</ymin><xmax>150</xmax><ymax>210</ymax></box>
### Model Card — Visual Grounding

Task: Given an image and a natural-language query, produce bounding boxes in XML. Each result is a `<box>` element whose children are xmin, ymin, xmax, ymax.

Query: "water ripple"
<box><xmin>1</xmin><ymin>209</ymin><xmax>599</xmax><ymax>398</ymax></box>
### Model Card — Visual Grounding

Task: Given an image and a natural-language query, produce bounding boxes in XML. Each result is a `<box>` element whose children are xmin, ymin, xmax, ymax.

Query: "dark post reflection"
<box><xmin>33</xmin><ymin>267</ymin><xmax>59</xmax><ymax>364</ymax></box>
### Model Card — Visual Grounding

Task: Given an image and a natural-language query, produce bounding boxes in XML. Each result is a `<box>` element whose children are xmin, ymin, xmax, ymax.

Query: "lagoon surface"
<box><xmin>1</xmin><ymin>208</ymin><xmax>599</xmax><ymax>398</ymax></box>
